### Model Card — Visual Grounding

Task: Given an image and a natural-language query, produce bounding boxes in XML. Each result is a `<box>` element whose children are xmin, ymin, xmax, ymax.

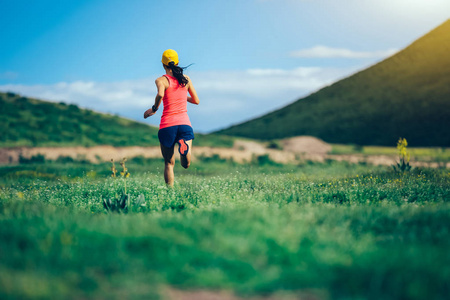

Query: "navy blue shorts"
<box><xmin>158</xmin><ymin>125</ymin><xmax>195</xmax><ymax>148</ymax></box>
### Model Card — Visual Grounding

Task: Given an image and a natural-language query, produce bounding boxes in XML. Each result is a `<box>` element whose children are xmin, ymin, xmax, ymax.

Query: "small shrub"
<box><xmin>68</xmin><ymin>104</ymin><xmax>80</xmax><ymax>111</ymax></box>
<box><xmin>56</xmin><ymin>156</ymin><xmax>75</xmax><ymax>163</ymax></box>
<box><xmin>254</xmin><ymin>154</ymin><xmax>278</xmax><ymax>166</ymax></box>
<box><xmin>19</xmin><ymin>154</ymin><xmax>46</xmax><ymax>164</ymax></box>
<box><xmin>393</xmin><ymin>138</ymin><xmax>411</xmax><ymax>172</ymax></box>
<box><xmin>197</xmin><ymin>154</ymin><xmax>228</xmax><ymax>163</ymax></box>
<box><xmin>103</xmin><ymin>158</ymin><xmax>145</xmax><ymax>213</ymax></box>
<box><xmin>267</xmin><ymin>141</ymin><xmax>282</xmax><ymax>150</ymax></box>
<box><xmin>103</xmin><ymin>193</ymin><xmax>129</xmax><ymax>213</ymax></box>
<box><xmin>323</xmin><ymin>191</ymin><xmax>349</xmax><ymax>204</ymax></box>
<box><xmin>75</xmin><ymin>154</ymin><xmax>90</xmax><ymax>164</ymax></box>
<box><xmin>353</xmin><ymin>144</ymin><xmax>363</xmax><ymax>153</ymax></box>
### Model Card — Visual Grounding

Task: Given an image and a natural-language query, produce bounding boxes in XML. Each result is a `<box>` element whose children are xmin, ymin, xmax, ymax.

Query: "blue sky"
<box><xmin>1</xmin><ymin>0</ymin><xmax>449</xmax><ymax>132</ymax></box>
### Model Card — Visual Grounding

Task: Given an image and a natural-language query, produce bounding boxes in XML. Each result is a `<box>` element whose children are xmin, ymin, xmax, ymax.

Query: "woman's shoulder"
<box><xmin>155</xmin><ymin>75</ymin><xmax>170</xmax><ymax>86</ymax></box>
<box><xmin>184</xmin><ymin>75</ymin><xmax>191</xmax><ymax>88</ymax></box>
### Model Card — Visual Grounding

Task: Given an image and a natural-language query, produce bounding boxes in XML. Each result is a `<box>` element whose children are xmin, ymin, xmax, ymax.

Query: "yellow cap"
<box><xmin>162</xmin><ymin>49</ymin><xmax>179</xmax><ymax>66</ymax></box>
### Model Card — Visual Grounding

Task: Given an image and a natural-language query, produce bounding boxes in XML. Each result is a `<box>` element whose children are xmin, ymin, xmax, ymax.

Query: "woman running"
<box><xmin>144</xmin><ymin>49</ymin><xmax>200</xmax><ymax>186</ymax></box>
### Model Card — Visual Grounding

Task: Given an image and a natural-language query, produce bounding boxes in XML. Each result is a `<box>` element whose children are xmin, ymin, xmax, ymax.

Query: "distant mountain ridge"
<box><xmin>217</xmin><ymin>20</ymin><xmax>450</xmax><ymax>146</ymax></box>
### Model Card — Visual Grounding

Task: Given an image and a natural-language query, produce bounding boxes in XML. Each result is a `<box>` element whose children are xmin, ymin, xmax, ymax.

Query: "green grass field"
<box><xmin>0</xmin><ymin>159</ymin><xmax>449</xmax><ymax>299</ymax></box>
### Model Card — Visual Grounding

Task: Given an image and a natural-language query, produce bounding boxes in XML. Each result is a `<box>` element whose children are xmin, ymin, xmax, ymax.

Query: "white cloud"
<box><xmin>190</xmin><ymin>66</ymin><xmax>350</xmax><ymax>99</ymax></box>
<box><xmin>290</xmin><ymin>45</ymin><xmax>398</xmax><ymax>59</ymax></box>
<box><xmin>0</xmin><ymin>65</ymin><xmax>360</xmax><ymax>132</ymax></box>
<box><xmin>1</xmin><ymin>78</ymin><xmax>155</xmax><ymax>108</ymax></box>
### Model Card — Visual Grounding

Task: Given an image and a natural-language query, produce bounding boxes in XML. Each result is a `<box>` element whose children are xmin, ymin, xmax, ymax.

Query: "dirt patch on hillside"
<box><xmin>233</xmin><ymin>140</ymin><xmax>268</xmax><ymax>154</ymax></box>
<box><xmin>281</xmin><ymin>136</ymin><xmax>332</xmax><ymax>154</ymax></box>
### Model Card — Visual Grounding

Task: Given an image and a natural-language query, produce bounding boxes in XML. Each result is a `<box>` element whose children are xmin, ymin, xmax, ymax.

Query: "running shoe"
<box><xmin>178</xmin><ymin>139</ymin><xmax>189</xmax><ymax>156</ymax></box>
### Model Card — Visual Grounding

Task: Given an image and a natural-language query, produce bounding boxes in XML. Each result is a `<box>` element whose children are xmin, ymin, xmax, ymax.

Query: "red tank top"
<box><xmin>159</xmin><ymin>74</ymin><xmax>191</xmax><ymax>129</ymax></box>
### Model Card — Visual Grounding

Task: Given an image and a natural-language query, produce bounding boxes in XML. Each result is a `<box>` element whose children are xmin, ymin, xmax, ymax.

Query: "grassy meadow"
<box><xmin>0</xmin><ymin>156</ymin><xmax>449</xmax><ymax>299</ymax></box>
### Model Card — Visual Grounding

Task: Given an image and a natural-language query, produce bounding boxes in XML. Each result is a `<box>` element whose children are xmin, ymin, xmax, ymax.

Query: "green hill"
<box><xmin>218</xmin><ymin>20</ymin><xmax>450</xmax><ymax>146</ymax></box>
<box><xmin>0</xmin><ymin>92</ymin><xmax>235</xmax><ymax>148</ymax></box>
<box><xmin>0</xmin><ymin>92</ymin><xmax>161</xmax><ymax>147</ymax></box>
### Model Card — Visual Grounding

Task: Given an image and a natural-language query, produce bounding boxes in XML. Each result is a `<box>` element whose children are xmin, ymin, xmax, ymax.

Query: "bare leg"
<box><xmin>180</xmin><ymin>139</ymin><xmax>193</xmax><ymax>169</ymax></box>
<box><xmin>160</xmin><ymin>143</ymin><xmax>175</xmax><ymax>186</ymax></box>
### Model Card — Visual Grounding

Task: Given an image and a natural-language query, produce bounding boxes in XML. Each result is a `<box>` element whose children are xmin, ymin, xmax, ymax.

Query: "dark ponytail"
<box><xmin>168</xmin><ymin>61</ymin><xmax>190</xmax><ymax>87</ymax></box>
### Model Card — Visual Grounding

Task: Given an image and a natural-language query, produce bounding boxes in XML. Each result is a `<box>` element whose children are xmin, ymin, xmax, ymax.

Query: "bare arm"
<box><xmin>186</xmin><ymin>75</ymin><xmax>200</xmax><ymax>105</ymax></box>
<box><xmin>144</xmin><ymin>77</ymin><xmax>167</xmax><ymax>118</ymax></box>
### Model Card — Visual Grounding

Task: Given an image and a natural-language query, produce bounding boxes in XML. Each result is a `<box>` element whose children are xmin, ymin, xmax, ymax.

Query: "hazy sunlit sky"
<box><xmin>1</xmin><ymin>0</ymin><xmax>449</xmax><ymax>132</ymax></box>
